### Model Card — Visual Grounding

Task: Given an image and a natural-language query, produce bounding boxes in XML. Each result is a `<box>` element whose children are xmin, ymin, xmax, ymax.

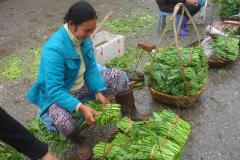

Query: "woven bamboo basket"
<box><xmin>205</xmin><ymin>32</ymin><xmax>240</xmax><ymax>67</ymax></box>
<box><xmin>149</xmin><ymin>86</ymin><xmax>206</xmax><ymax>109</ymax></box>
<box><xmin>220</xmin><ymin>15</ymin><xmax>240</xmax><ymax>22</ymax></box>
<box><xmin>147</xmin><ymin>3</ymin><xmax>206</xmax><ymax>108</ymax></box>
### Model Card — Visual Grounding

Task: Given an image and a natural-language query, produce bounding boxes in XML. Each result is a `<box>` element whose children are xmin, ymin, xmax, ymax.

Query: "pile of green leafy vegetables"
<box><xmin>93</xmin><ymin>109</ymin><xmax>191</xmax><ymax>160</ymax></box>
<box><xmin>212</xmin><ymin>35</ymin><xmax>239</xmax><ymax>61</ymax></box>
<box><xmin>143</xmin><ymin>46</ymin><xmax>208</xmax><ymax>96</ymax></box>
<box><xmin>218</xmin><ymin>0</ymin><xmax>240</xmax><ymax>17</ymax></box>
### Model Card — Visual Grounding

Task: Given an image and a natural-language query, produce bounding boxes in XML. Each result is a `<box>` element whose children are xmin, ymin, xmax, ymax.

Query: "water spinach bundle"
<box><xmin>212</xmin><ymin>35</ymin><xmax>239</xmax><ymax>61</ymax></box>
<box><xmin>143</xmin><ymin>45</ymin><xmax>208</xmax><ymax>96</ymax></box>
<box><xmin>85</xmin><ymin>100</ymin><xmax>121</xmax><ymax>126</ymax></box>
<box><xmin>93</xmin><ymin>109</ymin><xmax>191</xmax><ymax>160</ymax></box>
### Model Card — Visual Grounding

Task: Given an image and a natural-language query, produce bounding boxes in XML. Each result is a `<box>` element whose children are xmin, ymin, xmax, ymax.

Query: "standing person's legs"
<box><xmin>159</xmin><ymin>3</ymin><xmax>201</xmax><ymax>35</ymax></box>
<box><xmin>159</xmin><ymin>3</ymin><xmax>189</xmax><ymax>35</ymax></box>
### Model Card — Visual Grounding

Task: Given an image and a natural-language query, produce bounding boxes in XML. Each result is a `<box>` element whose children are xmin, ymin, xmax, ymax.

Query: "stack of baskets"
<box><xmin>143</xmin><ymin>3</ymin><xmax>208</xmax><ymax>108</ymax></box>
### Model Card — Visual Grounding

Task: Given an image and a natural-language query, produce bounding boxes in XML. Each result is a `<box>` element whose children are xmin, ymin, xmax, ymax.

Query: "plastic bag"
<box><xmin>201</xmin><ymin>36</ymin><xmax>221</xmax><ymax>59</ymax></box>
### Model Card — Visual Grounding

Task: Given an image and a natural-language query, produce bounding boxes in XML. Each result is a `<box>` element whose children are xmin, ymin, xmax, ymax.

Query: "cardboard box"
<box><xmin>92</xmin><ymin>31</ymin><xmax>124</xmax><ymax>65</ymax></box>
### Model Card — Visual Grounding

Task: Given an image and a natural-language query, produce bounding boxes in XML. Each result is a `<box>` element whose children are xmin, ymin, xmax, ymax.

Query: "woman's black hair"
<box><xmin>63</xmin><ymin>1</ymin><xmax>97</xmax><ymax>25</ymax></box>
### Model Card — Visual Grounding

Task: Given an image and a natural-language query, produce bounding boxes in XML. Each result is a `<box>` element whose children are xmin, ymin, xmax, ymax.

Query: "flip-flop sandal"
<box><xmin>126</xmin><ymin>71</ymin><xmax>144</xmax><ymax>81</ymax></box>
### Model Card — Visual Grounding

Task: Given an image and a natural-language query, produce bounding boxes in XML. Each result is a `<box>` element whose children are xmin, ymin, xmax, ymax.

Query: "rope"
<box><xmin>150</xmin><ymin>144</ymin><xmax>157</xmax><ymax>160</ymax></box>
<box><xmin>173</xmin><ymin>116</ymin><xmax>180</xmax><ymax>124</ymax></box>
<box><xmin>104</xmin><ymin>144</ymin><xmax>114</xmax><ymax>158</ymax></box>
<box><xmin>122</xmin><ymin>137</ymin><xmax>130</xmax><ymax>148</ymax></box>
<box><xmin>160</xmin><ymin>137</ymin><xmax>167</xmax><ymax>146</ymax></box>
<box><xmin>224</xmin><ymin>37</ymin><xmax>231</xmax><ymax>58</ymax></box>
<box><xmin>124</xmin><ymin>119</ymin><xmax>133</xmax><ymax>133</ymax></box>
<box><xmin>167</xmin><ymin>124</ymin><xmax>173</xmax><ymax>138</ymax></box>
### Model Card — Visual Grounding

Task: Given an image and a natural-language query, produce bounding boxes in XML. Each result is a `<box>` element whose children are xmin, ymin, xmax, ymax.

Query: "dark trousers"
<box><xmin>0</xmin><ymin>107</ymin><xmax>48</xmax><ymax>160</ymax></box>
<box><xmin>159</xmin><ymin>3</ymin><xmax>201</xmax><ymax>18</ymax></box>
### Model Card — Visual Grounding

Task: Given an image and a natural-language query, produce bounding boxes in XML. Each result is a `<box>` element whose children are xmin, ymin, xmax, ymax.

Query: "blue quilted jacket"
<box><xmin>26</xmin><ymin>27</ymin><xmax>107</xmax><ymax>116</ymax></box>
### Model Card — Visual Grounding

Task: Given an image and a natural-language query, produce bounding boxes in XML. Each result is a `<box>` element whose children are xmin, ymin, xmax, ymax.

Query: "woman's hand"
<box><xmin>95</xmin><ymin>92</ymin><xmax>109</xmax><ymax>110</ymax></box>
<box><xmin>186</xmin><ymin>0</ymin><xmax>199</xmax><ymax>6</ymax></box>
<box><xmin>78</xmin><ymin>104</ymin><xmax>99</xmax><ymax>125</ymax></box>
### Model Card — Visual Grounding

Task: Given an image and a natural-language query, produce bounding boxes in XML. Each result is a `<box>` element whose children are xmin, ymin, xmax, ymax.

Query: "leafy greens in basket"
<box><xmin>212</xmin><ymin>35</ymin><xmax>239</xmax><ymax>61</ymax></box>
<box><xmin>143</xmin><ymin>46</ymin><xmax>208</xmax><ymax>96</ymax></box>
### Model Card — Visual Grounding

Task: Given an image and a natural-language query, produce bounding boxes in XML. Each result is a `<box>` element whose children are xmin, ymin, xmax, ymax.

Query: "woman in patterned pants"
<box><xmin>26</xmin><ymin>1</ymin><xmax>150</xmax><ymax>159</ymax></box>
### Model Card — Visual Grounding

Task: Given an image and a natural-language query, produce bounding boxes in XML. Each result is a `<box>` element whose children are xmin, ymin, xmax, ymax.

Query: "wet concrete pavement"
<box><xmin>0</xmin><ymin>0</ymin><xmax>240</xmax><ymax>160</ymax></box>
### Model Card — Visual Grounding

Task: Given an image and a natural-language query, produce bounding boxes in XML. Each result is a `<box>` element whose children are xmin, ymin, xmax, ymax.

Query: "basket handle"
<box><xmin>149</xmin><ymin>3</ymin><xmax>201</xmax><ymax>96</ymax></box>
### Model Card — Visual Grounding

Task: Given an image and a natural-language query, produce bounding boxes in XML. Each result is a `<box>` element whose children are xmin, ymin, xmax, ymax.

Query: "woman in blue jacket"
<box><xmin>156</xmin><ymin>0</ymin><xmax>201</xmax><ymax>36</ymax></box>
<box><xmin>26</xmin><ymin>1</ymin><xmax>150</xmax><ymax>159</ymax></box>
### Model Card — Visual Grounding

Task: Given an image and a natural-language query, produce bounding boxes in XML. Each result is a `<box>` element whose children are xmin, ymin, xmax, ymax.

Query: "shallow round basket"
<box><xmin>190</xmin><ymin>35</ymin><xmax>230</xmax><ymax>68</ymax></box>
<box><xmin>149</xmin><ymin>86</ymin><xmax>206</xmax><ymax>108</ymax></box>
<box><xmin>207</xmin><ymin>58</ymin><xmax>229</xmax><ymax>68</ymax></box>
<box><xmin>220</xmin><ymin>15</ymin><xmax>240</xmax><ymax>22</ymax></box>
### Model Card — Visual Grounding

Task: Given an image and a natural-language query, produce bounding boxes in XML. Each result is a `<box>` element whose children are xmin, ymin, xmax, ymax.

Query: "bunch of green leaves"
<box><xmin>212</xmin><ymin>35</ymin><xmax>239</xmax><ymax>61</ymax></box>
<box><xmin>218</xmin><ymin>0</ymin><xmax>240</xmax><ymax>16</ymax></box>
<box><xmin>0</xmin><ymin>47</ymin><xmax>41</xmax><ymax>82</ymax></box>
<box><xmin>219</xmin><ymin>69</ymin><xmax>228</xmax><ymax>75</ymax></box>
<box><xmin>0</xmin><ymin>56</ymin><xmax>25</xmax><ymax>81</ymax></box>
<box><xmin>143</xmin><ymin>46</ymin><xmax>208</xmax><ymax>96</ymax></box>
<box><xmin>105</xmin><ymin>47</ymin><xmax>139</xmax><ymax>71</ymax></box>
<box><xmin>85</xmin><ymin>100</ymin><xmax>121</xmax><ymax>126</ymax></box>
<box><xmin>25</xmin><ymin>116</ymin><xmax>68</xmax><ymax>153</ymax></box>
<box><xmin>93</xmin><ymin>142</ymin><xmax>130</xmax><ymax>159</ymax></box>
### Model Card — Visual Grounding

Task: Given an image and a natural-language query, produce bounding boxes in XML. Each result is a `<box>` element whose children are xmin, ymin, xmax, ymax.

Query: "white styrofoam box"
<box><xmin>92</xmin><ymin>31</ymin><xmax>124</xmax><ymax>65</ymax></box>
<box><xmin>188</xmin><ymin>0</ymin><xmax>208</xmax><ymax>24</ymax></box>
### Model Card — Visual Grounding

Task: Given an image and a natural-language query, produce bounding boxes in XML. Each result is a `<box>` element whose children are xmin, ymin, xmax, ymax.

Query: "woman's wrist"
<box><xmin>75</xmin><ymin>103</ymin><xmax>82</xmax><ymax>112</ymax></box>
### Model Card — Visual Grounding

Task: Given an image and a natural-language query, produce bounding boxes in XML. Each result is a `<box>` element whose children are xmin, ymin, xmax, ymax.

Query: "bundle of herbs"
<box><xmin>93</xmin><ymin>110</ymin><xmax>191</xmax><ymax>160</ymax></box>
<box><xmin>212</xmin><ymin>35</ymin><xmax>239</xmax><ymax>61</ymax></box>
<box><xmin>83</xmin><ymin>100</ymin><xmax>121</xmax><ymax>126</ymax></box>
<box><xmin>143</xmin><ymin>46</ymin><xmax>208</xmax><ymax>96</ymax></box>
